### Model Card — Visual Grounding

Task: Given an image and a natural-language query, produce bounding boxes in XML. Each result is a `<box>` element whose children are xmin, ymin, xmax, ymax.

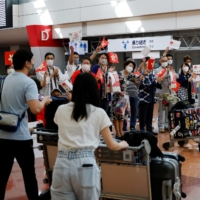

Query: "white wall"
<box><xmin>13</xmin><ymin>0</ymin><xmax>200</xmax><ymax>38</ymax></box>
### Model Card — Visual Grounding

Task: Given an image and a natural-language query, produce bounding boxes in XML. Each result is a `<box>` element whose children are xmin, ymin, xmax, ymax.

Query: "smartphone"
<box><xmin>38</xmin><ymin>94</ymin><xmax>44</xmax><ymax>101</ymax></box>
<box><xmin>82</xmin><ymin>164</ymin><xmax>93</xmax><ymax>167</ymax></box>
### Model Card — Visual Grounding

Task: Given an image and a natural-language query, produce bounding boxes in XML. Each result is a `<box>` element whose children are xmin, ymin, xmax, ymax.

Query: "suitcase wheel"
<box><xmin>178</xmin><ymin>140</ymin><xmax>185</xmax><ymax>147</ymax></box>
<box><xmin>163</xmin><ymin>142</ymin><xmax>170</xmax><ymax>150</ymax></box>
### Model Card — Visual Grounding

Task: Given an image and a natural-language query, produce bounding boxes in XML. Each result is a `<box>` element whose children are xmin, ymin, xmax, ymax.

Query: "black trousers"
<box><xmin>139</xmin><ymin>103</ymin><xmax>154</xmax><ymax>132</ymax></box>
<box><xmin>0</xmin><ymin>139</ymin><xmax>39</xmax><ymax>200</ymax></box>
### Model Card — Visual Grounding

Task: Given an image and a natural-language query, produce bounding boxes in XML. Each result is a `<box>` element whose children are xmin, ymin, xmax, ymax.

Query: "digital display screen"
<box><xmin>0</xmin><ymin>0</ymin><xmax>6</xmax><ymax>27</ymax></box>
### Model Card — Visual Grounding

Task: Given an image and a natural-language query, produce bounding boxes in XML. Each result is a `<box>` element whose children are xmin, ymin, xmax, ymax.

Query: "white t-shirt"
<box><xmin>37</xmin><ymin>66</ymin><xmax>65</xmax><ymax>96</ymax></box>
<box><xmin>54</xmin><ymin>102</ymin><xmax>112</xmax><ymax>150</ymax></box>
<box><xmin>66</xmin><ymin>63</ymin><xmax>81</xmax><ymax>80</ymax></box>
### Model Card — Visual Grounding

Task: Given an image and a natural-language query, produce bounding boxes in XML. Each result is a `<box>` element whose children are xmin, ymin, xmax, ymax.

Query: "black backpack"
<box><xmin>170</xmin><ymin>100</ymin><xmax>192</xmax><ymax>112</ymax></box>
<box><xmin>45</xmin><ymin>96</ymin><xmax>69</xmax><ymax>131</ymax></box>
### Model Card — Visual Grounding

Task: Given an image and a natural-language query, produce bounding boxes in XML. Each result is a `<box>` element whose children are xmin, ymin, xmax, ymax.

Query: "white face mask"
<box><xmin>7</xmin><ymin>68</ymin><xmax>15</xmax><ymax>74</ymax></box>
<box><xmin>183</xmin><ymin>66</ymin><xmax>189</xmax><ymax>72</ymax></box>
<box><xmin>46</xmin><ymin>59</ymin><xmax>54</xmax><ymax>66</ymax></box>
<box><xmin>126</xmin><ymin>66</ymin><xmax>133</xmax><ymax>73</ymax></box>
<box><xmin>161</xmin><ymin>62</ymin><xmax>168</xmax><ymax>68</ymax></box>
<box><xmin>82</xmin><ymin>64</ymin><xmax>90</xmax><ymax>72</ymax></box>
<box><xmin>100</xmin><ymin>59</ymin><xmax>107</xmax><ymax>65</ymax></box>
<box><xmin>168</xmin><ymin>60</ymin><xmax>173</xmax><ymax>65</ymax></box>
<box><xmin>188</xmin><ymin>63</ymin><xmax>191</xmax><ymax>66</ymax></box>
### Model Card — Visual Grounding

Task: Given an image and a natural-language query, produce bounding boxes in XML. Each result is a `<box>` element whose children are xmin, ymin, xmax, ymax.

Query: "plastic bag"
<box><xmin>114</xmin><ymin>96</ymin><xmax>127</xmax><ymax>115</ymax></box>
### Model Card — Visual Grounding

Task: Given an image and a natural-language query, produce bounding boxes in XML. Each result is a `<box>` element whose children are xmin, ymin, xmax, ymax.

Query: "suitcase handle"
<box><xmin>162</xmin><ymin>180</ymin><xmax>172</xmax><ymax>200</ymax></box>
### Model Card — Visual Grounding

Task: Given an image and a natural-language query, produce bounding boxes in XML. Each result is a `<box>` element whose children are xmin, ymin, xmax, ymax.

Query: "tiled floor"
<box><xmin>4</xmin><ymin>103</ymin><xmax>200</xmax><ymax>200</ymax></box>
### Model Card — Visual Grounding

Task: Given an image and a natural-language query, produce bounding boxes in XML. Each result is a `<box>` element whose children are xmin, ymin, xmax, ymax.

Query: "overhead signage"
<box><xmin>108</xmin><ymin>36</ymin><xmax>172</xmax><ymax>52</ymax></box>
<box><xmin>69</xmin><ymin>41</ymin><xmax>88</xmax><ymax>55</ymax></box>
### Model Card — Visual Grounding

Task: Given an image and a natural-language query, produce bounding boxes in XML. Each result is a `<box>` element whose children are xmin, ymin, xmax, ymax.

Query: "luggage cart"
<box><xmin>33</xmin><ymin>130</ymin><xmax>59</xmax><ymax>200</ymax></box>
<box><xmin>95</xmin><ymin>140</ymin><xmax>152</xmax><ymax>200</ymax></box>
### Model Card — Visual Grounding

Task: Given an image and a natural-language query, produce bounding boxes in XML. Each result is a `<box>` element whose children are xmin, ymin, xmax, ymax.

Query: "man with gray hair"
<box><xmin>154</xmin><ymin>56</ymin><xmax>178</xmax><ymax>133</ymax></box>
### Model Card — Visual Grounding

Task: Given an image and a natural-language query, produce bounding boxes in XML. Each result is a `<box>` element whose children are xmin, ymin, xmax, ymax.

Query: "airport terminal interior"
<box><xmin>1</xmin><ymin>0</ymin><xmax>200</xmax><ymax>200</ymax></box>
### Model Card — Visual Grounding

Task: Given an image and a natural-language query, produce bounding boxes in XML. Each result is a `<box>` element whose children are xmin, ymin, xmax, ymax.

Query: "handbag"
<box><xmin>0</xmin><ymin>76</ymin><xmax>26</xmax><ymax>132</ymax></box>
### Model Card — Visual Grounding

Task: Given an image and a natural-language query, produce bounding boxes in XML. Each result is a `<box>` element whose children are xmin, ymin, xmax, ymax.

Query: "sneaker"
<box><xmin>159</xmin><ymin>128</ymin><xmax>165</xmax><ymax>133</ymax></box>
<box><xmin>130</xmin><ymin>128</ymin><xmax>136</xmax><ymax>131</ymax></box>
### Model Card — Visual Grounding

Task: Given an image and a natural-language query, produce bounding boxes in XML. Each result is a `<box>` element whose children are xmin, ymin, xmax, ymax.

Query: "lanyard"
<box><xmin>47</xmin><ymin>67</ymin><xmax>57</xmax><ymax>91</ymax></box>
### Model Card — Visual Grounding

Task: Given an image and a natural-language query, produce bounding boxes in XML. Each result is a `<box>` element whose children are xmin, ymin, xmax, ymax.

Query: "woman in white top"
<box><xmin>51</xmin><ymin>73</ymin><xmax>128</xmax><ymax>200</ymax></box>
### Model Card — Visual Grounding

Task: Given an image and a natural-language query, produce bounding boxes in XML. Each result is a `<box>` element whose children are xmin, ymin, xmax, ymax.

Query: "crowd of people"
<box><xmin>0</xmin><ymin>46</ymin><xmax>199</xmax><ymax>199</ymax></box>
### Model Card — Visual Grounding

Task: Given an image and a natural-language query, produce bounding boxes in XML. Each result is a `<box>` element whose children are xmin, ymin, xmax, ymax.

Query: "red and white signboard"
<box><xmin>26</xmin><ymin>25</ymin><xmax>65</xmax><ymax>71</ymax></box>
<box><xmin>169</xmin><ymin>39</ymin><xmax>181</xmax><ymax>50</ymax></box>
<box><xmin>193</xmin><ymin>65</ymin><xmax>200</xmax><ymax>74</ymax></box>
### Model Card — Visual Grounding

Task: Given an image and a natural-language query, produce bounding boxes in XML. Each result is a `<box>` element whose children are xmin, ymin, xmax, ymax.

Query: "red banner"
<box><xmin>26</xmin><ymin>25</ymin><xmax>62</xmax><ymax>47</ymax></box>
<box><xmin>4</xmin><ymin>51</ymin><xmax>15</xmax><ymax>65</ymax></box>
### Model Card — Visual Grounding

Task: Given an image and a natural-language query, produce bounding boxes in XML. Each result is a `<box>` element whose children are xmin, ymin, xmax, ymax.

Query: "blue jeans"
<box><xmin>129</xmin><ymin>96</ymin><xmax>139</xmax><ymax>129</ymax></box>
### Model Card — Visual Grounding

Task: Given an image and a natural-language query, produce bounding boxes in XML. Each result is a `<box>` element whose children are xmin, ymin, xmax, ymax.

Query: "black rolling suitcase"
<box><xmin>45</xmin><ymin>96</ymin><xmax>69</xmax><ymax>131</ymax></box>
<box><xmin>150</xmin><ymin>152</ymin><xmax>186</xmax><ymax>200</ymax></box>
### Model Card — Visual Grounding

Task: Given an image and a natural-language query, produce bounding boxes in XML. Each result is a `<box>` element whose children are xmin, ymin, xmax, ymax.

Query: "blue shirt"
<box><xmin>0</xmin><ymin>72</ymin><xmax>38</xmax><ymax>140</ymax></box>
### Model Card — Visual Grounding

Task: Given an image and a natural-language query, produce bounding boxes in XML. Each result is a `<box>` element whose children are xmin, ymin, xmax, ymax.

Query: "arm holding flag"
<box><xmin>90</xmin><ymin>46</ymin><xmax>101</xmax><ymax>62</ymax></box>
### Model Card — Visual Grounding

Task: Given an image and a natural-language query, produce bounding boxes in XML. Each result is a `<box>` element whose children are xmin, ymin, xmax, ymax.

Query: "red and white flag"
<box><xmin>157</xmin><ymin>69</ymin><xmax>166</xmax><ymax>77</ymax></box>
<box><xmin>96</xmin><ymin>68</ymin><xmax>104</xmax><ymax>84</ymax></box>
<box><xmin>100</xmin><ymin>37</ymin><xmax>109</xmax><ymax>49</ymax></box>
<box><xmin>148</xmin><ymin>58</ymin><xmax>155</xmax><ymax>70</ymax></box>
<box><xmin>108</xmin><ymin>52</ymin><xmax>119</xmax><ymax>63</ymax></box>
<box><xmin>35</xmin><ymin>61</ymin><xmax>47</xmax><ymax>73</ymax></box>
<box><xmin>4</xmin><ymin>51</ymin><xmax>15</xmax><ymax>65</ymax></box>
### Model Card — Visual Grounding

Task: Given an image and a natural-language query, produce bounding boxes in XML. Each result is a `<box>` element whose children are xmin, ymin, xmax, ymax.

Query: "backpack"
<box><xmin>45</xmin><ymin>96</ymin><xmax>69</xmax><ymax>131</ymax></box>
<box><xmin>170</xmin><ymin>100</ymin><xmax>192</xmax><ymax>112</ymax></box>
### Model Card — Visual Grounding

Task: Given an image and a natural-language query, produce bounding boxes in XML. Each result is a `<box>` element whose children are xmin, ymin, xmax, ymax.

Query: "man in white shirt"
<box><xmin>37</xmin><ymin>52</ymin><xmax>65</xmax><ymax>96</ymax></box>
<box><xmin>154</xmin><ymin>56</ymin><xmax>176</xmax><ymax>133</ymax></box>
<box><xmin>66</xmin><ymin>46</ymin><xmax>101</xmax><ymax>81</ymax></box>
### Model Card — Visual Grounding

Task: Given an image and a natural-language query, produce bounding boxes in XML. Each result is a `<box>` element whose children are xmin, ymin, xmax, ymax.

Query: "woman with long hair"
<box><xmin>51</xmin><ymin>73</ymin><xmax>128</xmax><ymax>200</ymax></box>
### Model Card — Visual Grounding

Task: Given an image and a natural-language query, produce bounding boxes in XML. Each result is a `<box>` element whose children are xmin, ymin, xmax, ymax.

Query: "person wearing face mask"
<box><xmin>6</xmin><ymin>64</ymin><xmax>15</xmax><ymax>75</ymax></box>
<box><xmin>112</xmin><ymin>60</ymin><xmax>138</xmax><ymax>133</ymax></box>
<box><xmin>178</xmin><ymin>55</ymin><xmax>192</xmax><ymax>74</ymax></box>
<box><xmin>166</xmin><ymin>53</ymin><xmax>173</xmax><ymax>66</ymax></box>
<box><xmin>71</xmin><ymin>58</ymin><xmax>98</xmax><ymax>87</ymax></box>
<box><xmin>37</xmin><ymin>52</ymin><xmax>65</xmax><ymax>96</ymax></box>
<box><xmin>154</xmin><ymin>56</ymin><xmax>172</xmax><ymax>133</ymax></box>
<box><xmin>91</xmin><ymin>53</ymin><xmax>113</xmax><ymax>114</ymax></box>
<box><xmin>177</xmin><ymin>64</ymin><xmax>195</xmax><ymax>105</ymax></box>
<box><xmin>67</xmin><ymin>46</ymin><xmax>101</xmax><ymax>82</ymax></box>
<box><xmin>139</xmin><ymin>69</ymin><xmax>163</xmax><ymax>135</ymax></box>
<box><xmin>0</xmin><ymin>49</ymin><xmax>52</xmax><ymax>200</ymax></box>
